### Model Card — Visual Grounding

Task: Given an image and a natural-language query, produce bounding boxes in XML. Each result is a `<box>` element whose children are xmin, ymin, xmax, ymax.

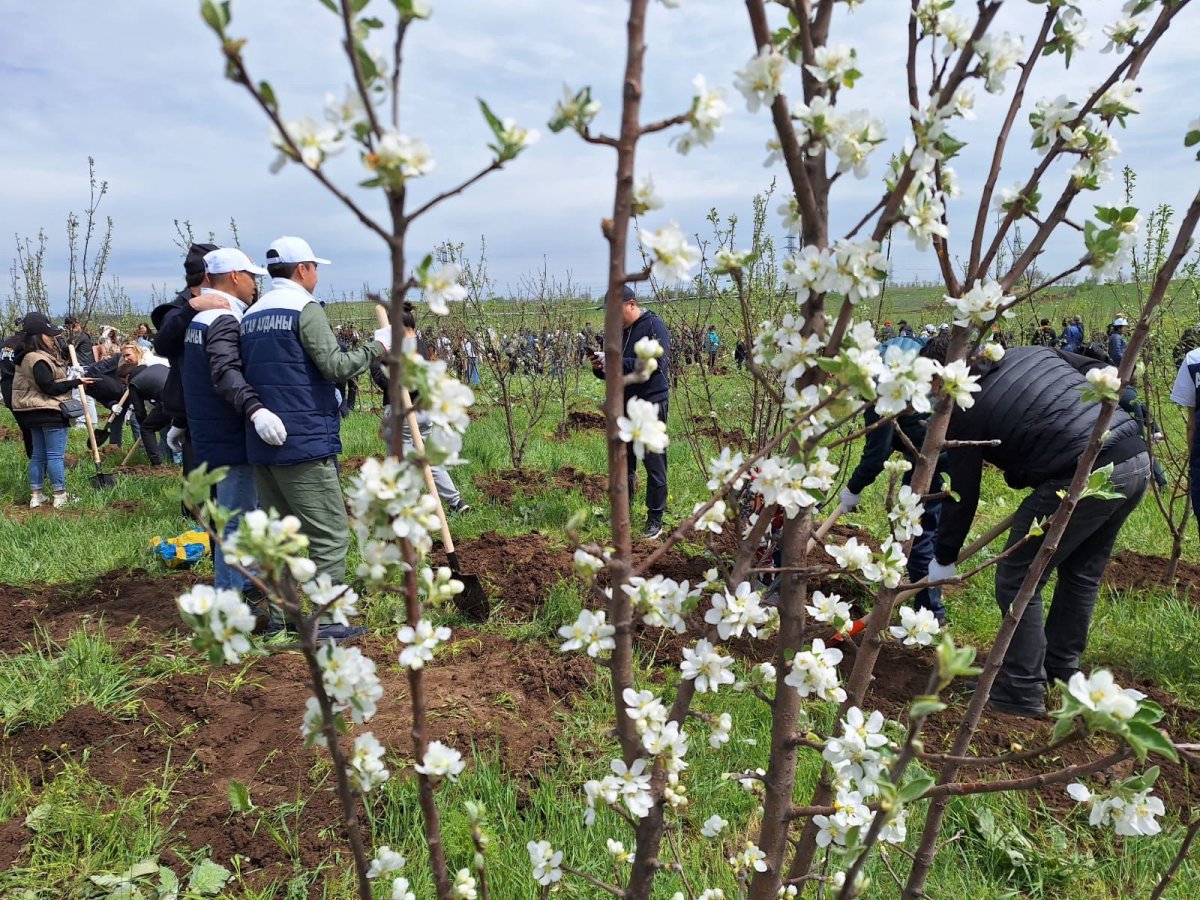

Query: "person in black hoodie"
<box><xmin>923</xmin><ymin>337</ymin><xmax>1150</xmax><ymax>717</ymax></box>
<box><xmin>150</xmin><ymin>242</ymin><xmax>223</xmax><ymax>470</ymax></box>
<box><xmin>2</xmin><ymin>328</ymin><xmax>34</xmax><ymax>458</ymax></box>
<box><xmin>591</xmin><ymin>285</ymin><xmax>672</xmax><ymax>538</ymax></box>
<box><xmin>117</xmin><ymin>344</ymin><xmax>171</xmax><ymax>466</ymax></box>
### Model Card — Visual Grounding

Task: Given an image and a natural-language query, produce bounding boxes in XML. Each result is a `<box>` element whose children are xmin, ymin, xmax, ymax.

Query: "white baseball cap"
<box><xmin>265</xmin><ymin>236</ymin><xmax>332</xmax><ymax>266</ymax></box>
<box><xmin>1113</xmin><ymin>317</ymin><xmax>1129</xmax><ymax>327</ymax></box>
<box><xmin>204</xmin><ymin>248</ymin><xmax>268</xmax><ymax>276</ymax></box>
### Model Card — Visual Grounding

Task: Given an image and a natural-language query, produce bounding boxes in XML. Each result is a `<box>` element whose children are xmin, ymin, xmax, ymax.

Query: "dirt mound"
<box><xmin>474</xmin><ymin>469</ymin><xmax>550</xmax><ymax>504</ymax></box>
<box><xmin>553</xmin><ymin>466</ymin><xmax>608</xmax><ymax>503</ymax></box>
<box><xmin>688</xmin><ymin>414</ymin><xmax>748</xmax><ymax>448</ymax></box>
<box><xmin>114</xmin><ymin>464</ymin><xmax>178</xmax><ymax>477</ymax></box>
<box><xmin>1105</xmin><ymin>549</ymin><xmax>1200</xmax><ymax>599</ymax></box>
<box><xmin>854</xmin><ymin>642</ymin><xmax>1200</xmax><ymax>810</ymax></box>
<box><xmin>566</xmin><ymin>409</ymin><xmax>605</xmax><ymax>431</ymax></box>
<box><xmin>0</xmin><ymin>568</ymin><xmax>201</xmax><ymax>654</ymax></box>
<box><xmin>1</xmin><ymin>632</ymin><xmax>592</xmax><ymax>886</ymax></box>
<box><xmin>437</xmin><ymin>531</ymin><xmax>574</xmax><ymax>616</ymax></box>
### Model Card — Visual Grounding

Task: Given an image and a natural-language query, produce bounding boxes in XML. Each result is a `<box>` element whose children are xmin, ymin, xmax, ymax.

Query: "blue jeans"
<box><xmin>467</xmin><ymin>358</ymin><xmax>479</xmax><ymax>385</ymax></box>
<box><xmin>214</xmin><ymin>464</ymin><xmax>258</xmax><ymax>593</ymax></box>
<box><xmin>906</xmin><ymin>499</ymin><xmax>945</xmax><ymax>618</ymax></box>
<box><xmin>29</xmin><ymin>425</ymin><xmax>68</xmax><ymax>493</ymax></box>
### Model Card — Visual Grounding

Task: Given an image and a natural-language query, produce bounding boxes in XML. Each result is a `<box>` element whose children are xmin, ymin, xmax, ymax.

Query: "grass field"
<box><xmin>2</xmin><ymin>284</ymin><xmax>1199</xmax><ymax>898</ymax></box>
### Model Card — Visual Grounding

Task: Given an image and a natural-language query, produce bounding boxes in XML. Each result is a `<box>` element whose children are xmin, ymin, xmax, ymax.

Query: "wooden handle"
<box><xmin>67</xmin><ymin>344</ymin><xmax>102</xmax><ymax>465</ymax></box>
<box><xmin>120</xmin><ymin>440</ymin><xmax>141</xmax><ymax>467</ymax></box>
<box><xmin>376</xmin><ymin>304</ymin><xmax>456</xmax><ymax>556</ymax></box>
<box><xmin>806</xmin><ymin>503</ymin><xmax>847</xmax><ymax>554</ymax></box>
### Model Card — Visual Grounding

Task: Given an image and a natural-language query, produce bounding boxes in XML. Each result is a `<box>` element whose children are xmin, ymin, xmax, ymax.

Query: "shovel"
<box><xmin>66</xmin><ymin>345</ymin><xmax>117</xmax><ymax>489</ymax></box>
<box><xmin>376</xmin><ymin>306</ymin><xmax>489</xmax><ymax>620</ymax></box>
<box><xmin>92</xmin><ymin>388</ymin><xmax>129</xmax><ymax>447</ymax></box>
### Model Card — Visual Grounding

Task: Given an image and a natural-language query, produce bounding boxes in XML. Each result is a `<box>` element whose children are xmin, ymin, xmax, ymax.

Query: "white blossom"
<box><xmin>349</xmin><ymin>732</ymin><xmax>390</xmax><ymax>792</ymax></box>
<box><xmin>640</xmin><ymin>222</ymin><xmax>700</xmax><ymax>283</ymax></box>
<box><xmin>415</xmin><ymin>740</ymin><xmax>466</xmax><ymax>781</ymax></box>
<box><xmin>527</xmin><ymin>840</ymin><xmax>564</xmax><ymax>887</ymax></box>
<box><xmin>702</xmin><ymin>813</ymin><xmax>730</xmax><ymax>838</ymax></box>
<box><xmin>318</xmin><ymin>643</ymin><xmax>383</xmax><ymax>724</ymax></box>
<box><xmin>270</xmin><ymin>117</ymin><xmax>344</xmax><ymax>172</ymax></box>
<box><xmin>419</xmin><ymin>262</ymin><xmax>467</xmax><ymax>315</ymax></box>
<box><xmin>558</xmin><ymin>609</ymin><xmax>616</xmax><ymax>657</ymax></box>
<box><xmin>735</xmin><ymin>46</ymin><xmax>786</xmax><ymax>112</ymax></box>
<box><xmin>890</xmin><ymin>606</ymin><xmax>941</xmax><ymax>647</ymax></box>
<box><xmin>1067</xmin><ymin>670</ymin><xmax>1145</xmax><ymax>721</ymax></box>
<box><xmin>681</xmin><ymin>639</ymin><xmax>736</xmax><ymax>693</ymax></box>
<box><xmin>366</xmin><ymin>131</ymin><xmax>435</xmax><ymax>181</ymax></box>
<box><xmin>975</xmin><ymin>32</ymin><xmax>1024</xmax><ymax>94</ymax></box>
<box><xmin>709</xmin><ymin>711</ymin><xmax>733</xmax><ymax>748</ymax></box>
<box><xmin>397</xmin><ymin>619</ymin><xmax>452</xmax><ymax>670</ymax></box>
<box><xmin>451</xmin><ymin>869</ymin><xmax>477</xmax><ymax>899</ymax></box>
<box><xmin>632</xmin><ymin>175</ymin><xmax>664</xmax><ymax>217</ymax></box>
<box><xmin>937</xmin><ymin>359</ymin><xmax>981</xmax><ymax>410</ymax></box>
<box><xmin>618</xmin><ymin>396</ymin><xmax>670</xmax><ymax>459</ymax></box>
<box><xmin>367</xmin><ymin>846</ymin><xmax>406</xmax><ymax>880</ymax></box>
<box><xmin>728</xmin><ymin>842</ymin><xmax>769</xmax><ymax>875</ymax></box>
<box><xmin>785</xmin><ymin>639</ymin><xmax>846</xmax><ymax>702</ymax></box>
<box><xmin>673</xmin><ymin>74</ymin><xmax>729</xmax><ymax>154</ymax></box>
<box><xmin>704</xmin><ymin>581</ymin><xmax>772</xmax><ymax>640</ymax></box>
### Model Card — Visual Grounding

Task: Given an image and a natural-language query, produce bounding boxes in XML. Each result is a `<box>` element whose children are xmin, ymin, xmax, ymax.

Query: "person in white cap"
<box><xmin>239</xmin><ymin>236</ymin><xmax>390</xmax><ymax>641</ymax></box>
<box><xmin>180</xmin><ymin>248</ymin><xmax>285</xmax><ymax>618</ymax></box>
<box><xmin>1108</xmin><ymin>317</ymin><xmax>1129</xmax><ymax>366</ymax></box>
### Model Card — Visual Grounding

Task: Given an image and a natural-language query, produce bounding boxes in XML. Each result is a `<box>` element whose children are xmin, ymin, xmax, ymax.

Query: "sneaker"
<box><xmin>643</xmin><ymin>519</ymin><xmax>664</xmax><ymax>540</ymax></box>
<box><xmin>960</xmin><ymin>680</ymin><xmax>1047</xmax><ymax>718</ymax></box>
<box><xmin>315</xmin><ymin>624</ymin><xmax>368</xmax><ymax>644</ymax></box>
<box><xmin>449</xmin><ymin>501</ymin><xmax>471</xmax><ymax>515</ymax></box>
<box><xmin>1045</xmin><ymin>666</ymin><xmax>1081</xmax><ymax>686</ymax></box>
<box><xmin>29</xmin><ymin>491</ymin><xmax>46</xmax><ymax>509</ymax></box>
<box><xmin>52</xmin><ymin>491</ymin><xmax>77</xmax><ymax>509</ymax></box>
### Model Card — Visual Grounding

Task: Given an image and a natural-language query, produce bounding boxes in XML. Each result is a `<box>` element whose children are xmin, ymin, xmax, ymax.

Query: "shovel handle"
<box><xmin>807</xmin><ymin>503</ymin><xmax>847</xmax><ymax>554</ymax></box>
<box><xmin>66</xmin><ymin>344</ymin><xmax>103</xmax><ymax>466</ymax></box>
<box><xmin>376</xmin><ymin>304</ymin><xmax>457</xmax><ymax>557</ymax></box>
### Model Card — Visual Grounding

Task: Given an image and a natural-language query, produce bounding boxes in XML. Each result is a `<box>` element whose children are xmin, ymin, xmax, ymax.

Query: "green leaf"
<box><xmin>157</xmin><ymin>865</ymin><xmax>181</xmax><ymax>900</ymax></box>
<box><xmin>352</xmin><ymin>0</ymin><xmax>371</xmax><ymax>12</ymax></box>
<box><xmin>228</xmin><ymin>779</ymin><xmax>254</xmax><ymax>813</ymax></box>
<box><xmin>259</xmin><ymin>80</ymin><xmax>277</xmax><ymax>113</ymax></box>
<box><xmin>316</xmin><ymin>0</ymin><xmax>339</xmax><ymax>12</ymax></box>
<box><xmin>1126</xmin><ymin>720</ymin><xmax>1179</xmax><ymax>762</ymax></box>
<box><xmin>477</xmin><ymin>98</ymin><xmax>505</xmax><ymax>141</ymax></box>
<box><xmin>200</xmin><ymin>0</ymin><xmax>227</xmax><ymax>34</ymax></box>
<box><xmin>187</xmin><ymin>859</ymin><xmax>232</xmax><ymax>896</ymax></box>
<box><xmin>1185</xmin><ymin>130</ymin><xmax>1200</xmax><ymax>148</ymax></box>
<box><xmin>898</xmin><ymin>774</ymin><xmax>935</xmax><ymax>803</ymax></box>
<box><xmin>909</xmin><ymin>696</ymin><xmax>947</xmax><ymax>719</ymax></box>
<box><xmin>1049</xmin><ymin>710</ymin><xmax>1081</xmax><ymax>744</ymax></box>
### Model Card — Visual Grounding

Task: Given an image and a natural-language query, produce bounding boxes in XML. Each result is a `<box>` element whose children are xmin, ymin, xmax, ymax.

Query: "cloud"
<box><xmin>1</xmin><ymin>0</ymin><xmax>1196</xmax><ymax>314</ymax></box>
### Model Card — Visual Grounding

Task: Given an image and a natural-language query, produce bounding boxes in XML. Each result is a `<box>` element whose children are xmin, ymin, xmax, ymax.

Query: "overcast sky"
<box><xmin>3</xmin><ymin>0</ymin><xmax>1197</xmax><ymax>314</ymax></box>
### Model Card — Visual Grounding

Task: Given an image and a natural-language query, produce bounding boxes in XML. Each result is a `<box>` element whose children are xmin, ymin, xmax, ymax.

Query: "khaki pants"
<box><xmin>254</xmin><ymin>457</ymin><xmax>350</xmax><ymax>583</ymax></box>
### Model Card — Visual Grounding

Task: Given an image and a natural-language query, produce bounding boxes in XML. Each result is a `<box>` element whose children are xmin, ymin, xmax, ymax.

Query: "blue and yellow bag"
<box><xmin>150</xmin><ymin>530</ymin><xmax>211</xmax><ymax>569</ymax></box>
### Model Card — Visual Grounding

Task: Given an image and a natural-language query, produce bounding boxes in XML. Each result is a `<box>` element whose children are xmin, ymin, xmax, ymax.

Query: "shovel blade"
<box><xmin>90</xmin><ymin>472</ymin><xmax>117</xmax><ymax>490</ymax></box>
<box><xmin>452</xmin><ymin>574</ymin><xmax>489</xmax><ymax>622</ymax></box>
<box><xmin>92</xmin><ymin>427</ymin><xmax>111</xmax><ymax>447</ymax></box>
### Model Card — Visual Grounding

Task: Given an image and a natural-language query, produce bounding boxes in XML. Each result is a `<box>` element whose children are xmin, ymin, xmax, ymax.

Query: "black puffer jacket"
<box><xmin>590</xmin><ymin>310</ymin><xmax>671</xmax><ymax>404</ymax></box>
<box><xmin>934</xmin><ymin>346</ymin><xmax>1146</xmax><ymax>563</ymax></box>
<box><xmin>152</xmin><ymin>287</ymin><xmax>199</xmax><ymax>427</ymax></box>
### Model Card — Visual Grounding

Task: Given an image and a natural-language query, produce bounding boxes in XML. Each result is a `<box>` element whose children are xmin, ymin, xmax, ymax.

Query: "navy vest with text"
<box><xmin>240</xmin><ymin>286</ymin><xmax>341</xmax><ymax>466</ymax></box>
<box><xmin>182</xmin><ymin>309</ymin><xmax>248</xmax><ymax>466</ymax></box>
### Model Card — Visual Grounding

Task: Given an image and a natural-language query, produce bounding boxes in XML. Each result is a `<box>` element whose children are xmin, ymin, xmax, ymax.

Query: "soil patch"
<box><xmin>0</xmin><ymin>568</ymin><xmax>201</xmax><ymax>654</ymax></box>
<box><xmin>474</xmin><ymin>468</ymin><xmax>550</xmax><ymax>504</ymax></box>
<box><xmin>1</xmin><ymin>632</ymin><xmax>592</xmax><ymax>886</ymax></box>
<box><xmin>114</xmin><ymin>464</ymin><xmax>178</xmax><ymax>477</ymax></box>
<box><xmin>1104</xmin><ymin>549</ymin><xmax>1200</xmax><ymax>600</ymax></box>
<box><xmin>436</xmin><ymin>531</ymin><xmax>574</xmax><ymax>616</ymax></box>
<box><xmin>552</xmin><ymin>466</ymin><xmax>608</xmax><ymax>503</ymax></box>
<box><xmin>688</xmin><ymin>414</ymin><xmax>748</xmax><ymax>448</ymax></box>
<box><xmin>4</xmin><ymin>499</ymin><xmax>145</xmax><ymax>524</ymax></box>
<box><xmin>852</xmin><ymin>642</ymin><xmax>1200</xmax><ymax>810</ymax></box>
<box><xmin>566</xmin><ymin>410</ymin><xmax>605</xmax><ymax>431</ymax></box>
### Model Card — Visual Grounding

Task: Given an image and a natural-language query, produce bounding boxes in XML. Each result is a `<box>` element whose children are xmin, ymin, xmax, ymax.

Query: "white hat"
<box><xmin>1113</xmin><ymin>317</ymin><xmax>1129</xmax><ymax>327</ymax></box>
<box><xmin>204</xmin><ymin>247</ymin><xmax>268</xmax><ymax>276</ymax></box>
<box><xmin>265</xmin><ymin>236</ymin><xmax>332</xmax><ymax>266</ymax></box>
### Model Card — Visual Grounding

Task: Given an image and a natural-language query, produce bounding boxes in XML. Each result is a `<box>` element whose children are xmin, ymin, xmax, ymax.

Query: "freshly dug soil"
<box><xmin>434</xmin><ymin>530</ymin><xmax>575</xmax><ymax>616</ymax></box>
<box><xmin>553</xmin><ymin>466</ymin><xmax>608</xmax><ymax>503</ymax></box>
<box><xmin>474</xmin><ymin>468</ymin><xmax>550</xmax><ymax>504</ymax></box>
<box><xmin>688</xmin><ymin>414</ymin><xmax>748</xmax><ymax>448</ymax></box>
<box><xmin>566</xmin><ymin>409</ymin><xmax>605</xmax><ymax>431</ymax></box>
<box><xmin>113</xmin><ymin>464</ymin><xmax>178</xmax><ymax>477</ymax></box>
<box><xmin>852</xmin><ymin>642</ymin><xmax>1200</xmax><ymax>810</ymax></box>
<box><xmin>0</xmin><ymin>568</ymin><xmax>201</xmax><ymax>654</ymax></box>
<box><xmin>0</xmin><ymin>632</ymin><xmax>593</xmax><ymax>887</ymax></box>
<box><xmin>1104</xmin><ymin>549</ymin><xmax>1200</xmax><ymax>599</ymax></box>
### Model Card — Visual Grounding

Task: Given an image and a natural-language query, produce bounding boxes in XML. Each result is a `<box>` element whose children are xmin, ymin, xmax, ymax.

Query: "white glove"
<box><xmin>927</xmin><ymin>560</ymin><xmax>957</xmax><ymax>583</ymax></box>
<box><xmin>166</xmin><ymin>426</ymin><xmax>186</xmax><ymax>453</ymax></box>
<box><xmin>111</xmin><ymin>403</ymin><xmax>123</xmax><ymax>416</ymax></box>
<box><xmin>373</xmin><ymin>327</ymin><xmax>392</xmax><ymax>351</ymax></box>
<box><xmin>839</xmin><ymin>488</ymin><xmax>861</xmax><ymax>511</ymax></box>
<box><xmin>252</xmin><ymin>409</ymin><xmax>288</xmax><ymax>446</ymax></box>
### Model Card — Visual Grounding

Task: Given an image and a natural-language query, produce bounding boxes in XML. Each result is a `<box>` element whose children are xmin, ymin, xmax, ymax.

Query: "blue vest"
<box><xmin>182</xmin><ymin>304</ymin><xmax>249</xmax><ymax>466</ymax></box>
<box><xmin>240</xmin><ymin>282</ymin><xmax>341</xmax><ymax>466</ymax></box>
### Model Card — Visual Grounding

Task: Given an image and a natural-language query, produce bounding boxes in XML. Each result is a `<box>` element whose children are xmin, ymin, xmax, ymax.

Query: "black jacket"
<box><xmin>203</xmin><ymin>314</ymin><xmax>263</xmax><ymax>420</ymax></box>
<box><xmin>152</xmin><ymin>287</ymin><xmax>199</xmax><ymax>426</ymax></box>
<box><xmin>127</xmin><ymin>363</ymin><xmax>169</xmax><ymax>422</ymax></box>
<box><xmin>591</xmin><ymin>310</ymin><xmax>671</xmax><ymax>404</ymax></box>
<box><xmin>1</xmin><ymin>333</ymin><xmax>20</xmax><ymax>410</ymax></box>
<box><xmin>934</xmin><ymin>346</ymin><xmax>1146</xmax><ymax>564</ymax></box>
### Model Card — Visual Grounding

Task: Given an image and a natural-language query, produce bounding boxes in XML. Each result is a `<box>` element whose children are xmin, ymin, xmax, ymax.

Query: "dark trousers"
<box><xmin>627</xmin><ymin>399</ymin><xmax>668</xmax><ymax>523</ymax></box>
<box><xmin>993</xmin><ymin>452</ymin><xmax>1150</xmax><ymax>704</ymax></box>
<box><xmin>907</xmin><ymin>500</ymin><xmax>944</xmax><ymax>617</ymax></box>
<box><xmin>140</xmin><ymin>406</ymin><xmax>171</xmax><ymax>465</ymax></box>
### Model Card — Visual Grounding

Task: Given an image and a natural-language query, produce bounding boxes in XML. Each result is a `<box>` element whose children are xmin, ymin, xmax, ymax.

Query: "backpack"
<box><xmin>1081</xmin><ymin>334</ymin><xmax>1111</xmax><ymax>364</ymax></box>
